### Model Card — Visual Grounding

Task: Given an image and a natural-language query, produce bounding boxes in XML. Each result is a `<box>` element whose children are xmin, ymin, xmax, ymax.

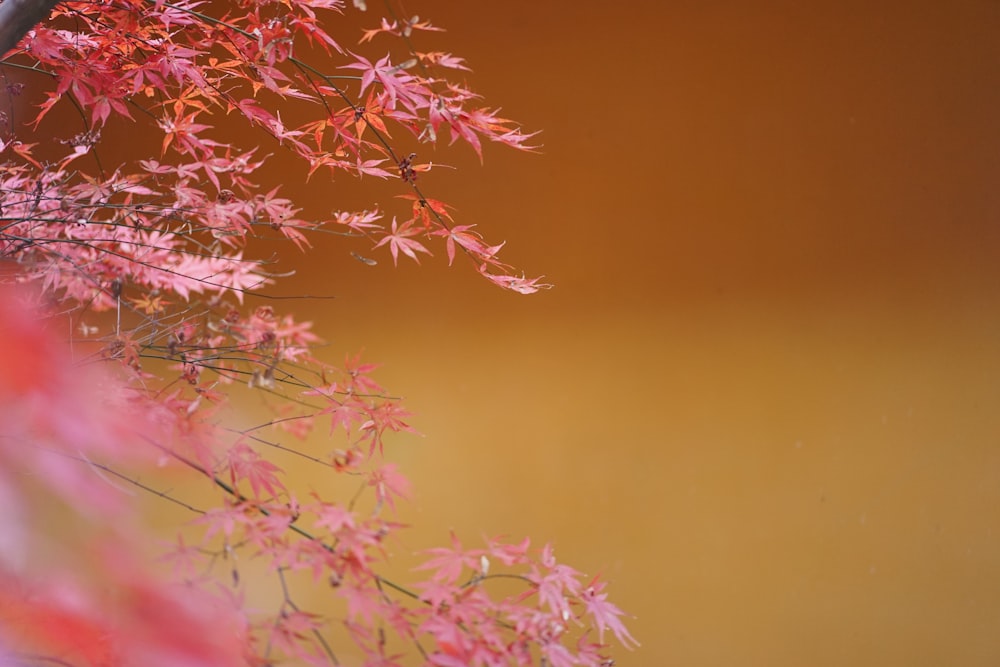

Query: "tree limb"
<box><xmin>0</xmin><ymin>0</ymin><xmax>60</xmax><ymax>58</ymax></box>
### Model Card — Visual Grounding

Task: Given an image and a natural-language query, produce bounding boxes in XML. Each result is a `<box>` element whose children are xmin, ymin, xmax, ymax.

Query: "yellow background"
<box><xmin>270</xmin><ymin>2</ymin><xmax>1000</xmax><ymax>665</ymax></box>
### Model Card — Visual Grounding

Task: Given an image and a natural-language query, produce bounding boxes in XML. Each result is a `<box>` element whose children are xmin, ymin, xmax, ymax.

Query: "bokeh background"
<box><xmin>268</xmin><ymin>2</ymin><xmax>1000</xmax><ymax>665</ymax></box>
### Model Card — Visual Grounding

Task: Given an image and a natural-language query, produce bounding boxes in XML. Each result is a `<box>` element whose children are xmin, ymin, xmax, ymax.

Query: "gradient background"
<box><xmin>18</xmin><ymin>0</ymin><xmax>1000</xmax><ymax>665</ymax></box>
<box><xmin>266</xmin><ymin>2</ymin><xmax>1000</xmax><ymax>665</ymax></box>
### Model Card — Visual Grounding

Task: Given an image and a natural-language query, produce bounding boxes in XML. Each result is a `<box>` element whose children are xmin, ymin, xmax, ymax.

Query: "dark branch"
<box><xmin>0</xmin><ymin>0</ymin><xmax>60</xmax><ymax>57</ymax></box>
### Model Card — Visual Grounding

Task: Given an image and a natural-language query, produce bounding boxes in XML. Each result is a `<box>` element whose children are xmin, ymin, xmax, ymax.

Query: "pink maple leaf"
<box><xmin>416</xmin><ymin>51</ymin><xmax>470</xmax><ymax>71</ymax></box>
<box><xmin>479</xmin><ymin>267</ymin><xmax>552</xmax><ymax>294</ymax></box>
<box><xmin>413</xmin><ymin>579</ymin><xmax>457</xmax><ymax>609</ymax></box>
<box><xmin>224</xmin><ymin>441</ymin><xmax>285</xmax><ymax>500</ymax></box>
<box><xmin>344</xmin><ymin>351</ymin><xmax>385</xmax><ymax>394</ymax></box>
<box><xmin>432</xmin><ymin>224</ymin><xmax>485</xmax><ymax>265</ymax></box>
<box><xmin>581</xmin><ymin>577</ymin><xmax>639</xmax><ymax>649</ymax></box>
<box><xmin>374</xmin><ymin>217</ymin><xmax>431</xmax><ymax>266</ymax></box>
<box><xmin>416</xmin><ymin>532</ymin><xmax>484</xmax><ymax>584</ymax></box>
<box><xmin>194</xmin><ymin>502</ymin><xmax>254</xmax><ymax>542</ymax></box>
<box><xmin>320</xmin><ymin>398</ymin><xmax>367</xmax><ymax>435</ymax></box>
<box><xmin>526</xmin><ymin>544</ymin><xmax>583</xmax><ymax>622</ymax></box>
<box><xmin>340</xmin><ymin>581</ymin><xmax>383</xmax><ymax>625</ymax></box>
<box><xmin>485</xmin><ymin>535</ymin><xmax>531</xmax><ymax>566</ymax></box>
<box><xmin>367</xmin><ymin>463</ymin><xmax>411</xmax><ymax>513</ymax></box>
<box><xmin>312</xmin><ymin>501</ymin><xmax>356</xmax><ymax>535</ymax></box>
<box><xmin>340</xmin><ymin>53</ymin><xmax>426</xmax><ymax>112</ymax></box>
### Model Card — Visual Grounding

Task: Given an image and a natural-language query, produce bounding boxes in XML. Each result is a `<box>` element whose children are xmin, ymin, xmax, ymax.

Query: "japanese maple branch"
<box><xmin>228</xmin><ymin>426</ymin><xmax>335</xmax><ymax>469</ymax></box>
<box><xmin>85</xmin><ymin>460</ymin><xmax>207</xmax><ymax>515</ymax></box>
<box><xmin>36</xmin><ymin>446</ymin><xmax>207</xmax><ymax>515</ymax></box>
<box><xmin>142</xmin><ymin>434</ymin><xmax>423</xmax><ymax>602</ymax></box>
<box><xmin>289</xmin><ymin>53</ymin><xmax>502</xmax><ymax>270</ymax></box>
<box><xmin>150</xmin><ymin>0</ymin><xmax>479</xmax><ymax>259</ymax></box>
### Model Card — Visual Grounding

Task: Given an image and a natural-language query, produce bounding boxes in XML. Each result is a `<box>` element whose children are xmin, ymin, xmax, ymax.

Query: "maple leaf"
<box><xmin>356</xmin><ymin>89</ymin><xmax>392</xmax><ymax>138</ymax></box>
<box><xmin>224</xmin><ymin>441</ymin><xmax>285</xmax><ymax>500</ymax></box>
<box><xmin>397</xmin><ymin>193</ymin><xmax>455</xmax><ymax>230</ymax></box>
<box><xmin>526</xmin><ymin>544</ymin><xmax>583</xmax><ymax>622</ymax></box>
<box><xmin>342</xmin><ymin>351</ymin><xmax>385</xmax><ymax>394</ymax></box>
<box><xmin>359</xmin><ymin>16</ymin><xmax>444</xmax><ymax>44</ymax></box>
<box><xmin>485</xmin><ymin>535</ymin><xmax>532</xmax><ymax>566</ymax></box>
<box><xmin>332</xmin><ymin>208</ymin><xmax>384</xmax><ymax>233</ymax></box>
<box><xmin>340</xmin><ymin>53</ymin><xmax>426</xmax><ymax>112</ymax></box>
<box><xmin>320</xmin><ymin>397</ymin><xmax>367</xmax><ymax>435</ymax></box>
<box><xmin>369</xmin><ymin>400</ymin><xmax>417</xmax><ymax>442</ymax></box>
<box><xmin>268</xmin><ymin>609</ymin><xmax>328</xmax><ymax>664</ymax></box>
<box><xmin>158</xmin><ymin>110</ymin><xmax>218</xmax><ymax>157</ymax></box>
<box><xmin>311</xmin><ymin>500</ymin><xmax>357</xmax><ymax>535</ymax></box>
<box><xmin>195</xmin><ymin>502</ymin><xmax>255</xmax><ymax>542</ymax></box>
<box><xmin>433</xmin><ymin>224</ymin><xmax>485</xmax><ymax>265</ymax></box>
<box><xmin>355</xmin><ymin>156</ymin><xmax>394</xmax><ymax>178</ymax></box>
<box><xmin>373</xmin><ymin>217</ymin><xmax>431</xmax><ymax>266</ymax></box>
<box><xmin>130</xmin><ymin>293</ymin><xmax>171</xmax><ymax>314</ymax></box>
<box><xmin>413</xmin><ymin>579</ymin><xmax>457</xmax><ymax>610</ymax></box>
<box><xmin>360</xmin><ymin>17</ymin><xmax>397</xmax><ymax>43</ymax></box>
<box><xmin>541</xmin><ymin>641</ymin><xmax>579</xmax><ymax>667</ymax></box>
<box><xmin>479</xmin><ymin>267</ymin><xmax>552</xmax><ymax>294</ymax></box>
<box><xmin>367</xmin><ymin>463</ymin><xmax>411</xmax><ymax>512</ymax></box>
<box><xmin>340</xmin><ymin>581</ymin><xmax>384</xmax><ymax>626</ymax></box>
<box><xmin>581</xmin><ymin>577</ymin><xmax>639</xmax><ymax>649</ymax></box>
<box><xmin>416</xmin><ymin>51</ymin><xmax>470</xmax><ymax>71</ymax></box>
<box><xmin>416</xmin><ymin>532</ymin><xmax>484</xmax><ymax>584</ymax></box>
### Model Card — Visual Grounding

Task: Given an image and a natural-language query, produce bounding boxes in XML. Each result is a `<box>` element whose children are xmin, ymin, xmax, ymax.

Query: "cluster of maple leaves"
<box><xmin>0</xmin><ymin>0</ymin><xmax>633</xmax><ymax>665</ymax></box>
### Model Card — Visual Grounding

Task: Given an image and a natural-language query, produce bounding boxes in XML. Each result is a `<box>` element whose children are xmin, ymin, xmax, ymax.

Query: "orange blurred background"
<box><xmin>266</xmin><ymin>2</ymin><xmax>1000</xmax><ymax>665</ymax></box>
<box><xmin>15</xmin><ymin>0</ymin><xmax>1000</xmax><ymax>665</ymax></box>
